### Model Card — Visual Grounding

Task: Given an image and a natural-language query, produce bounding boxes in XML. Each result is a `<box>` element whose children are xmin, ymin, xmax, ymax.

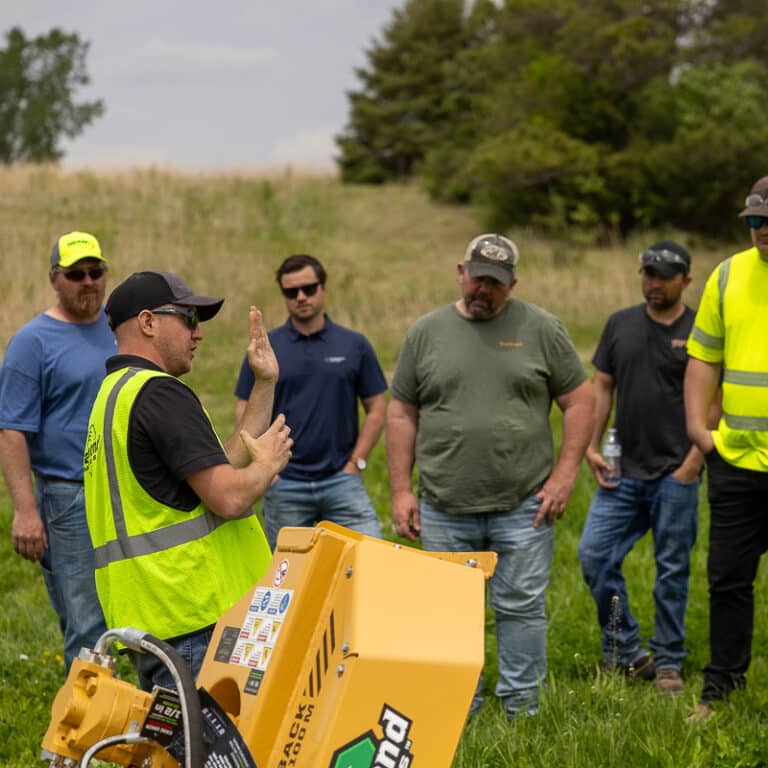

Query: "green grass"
<box><xmin>1</xmin><ymin>167</ymin><xmax>767</xmax><ymax>767</ymax></box>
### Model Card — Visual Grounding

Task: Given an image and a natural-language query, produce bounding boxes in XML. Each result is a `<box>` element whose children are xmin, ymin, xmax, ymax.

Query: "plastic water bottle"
<box><xmin>602</xmin><ymin>428</ymin><xmax>621</xmax><ymax>485</ymax></box>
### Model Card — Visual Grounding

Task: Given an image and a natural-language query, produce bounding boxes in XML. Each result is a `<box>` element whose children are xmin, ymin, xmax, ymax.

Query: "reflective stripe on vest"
<box><xmin>92</xmin><ymin>367</ymin><xmax>223</xmax><ymax>570</ymax></box>
<box><xmin>717</xmin><ymin>256</ymin><xmax>731</xmax><ymax>325</ymax></box>
<box><xmin>690</xmin><ymin>325</ymin><xmax>723</xmax><ymax>351</ymax></box>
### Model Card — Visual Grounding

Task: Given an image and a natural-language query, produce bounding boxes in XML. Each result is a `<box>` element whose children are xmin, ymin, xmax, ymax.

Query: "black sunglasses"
<box><xmin>57</xmin><ymin>266</ymin><xmax>108</xmax><ymax>282</ymax></box>
<box><xmin>746</xmin><ymin>215</ymin><xmax>768</xmax><ymax>230</ymax></box>
<box><xmin>152</xmin><ymin>306</ymin><xmax>200</xmax><ymax>331</ymax></box>
<box><xmin>281</xmin><ymin>282</ymin><xmax>320</xmax><ymax>300</ymax></box>
<box><xmin>638</xmin><ymin>248</ymin><xmax>689</xmax><ymax>271</ymax></box>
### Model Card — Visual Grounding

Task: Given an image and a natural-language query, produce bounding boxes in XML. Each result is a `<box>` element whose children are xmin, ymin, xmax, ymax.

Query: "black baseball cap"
<box><xmin>106</xmin><ymin>271</ymin><xmax>224</xmax><ymax>330</ymax></box>
<box><xmin>638</xmin><ymin>240</ymin><xmax>691</xmax><ymax>278</ymax></box>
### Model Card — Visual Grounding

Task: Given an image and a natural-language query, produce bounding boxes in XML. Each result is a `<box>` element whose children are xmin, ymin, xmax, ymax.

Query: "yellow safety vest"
<box><xmin>84</xmin><ymin>366</ymin><xmax>271</xmax><ymax>639</ymax></box>
<box><xmin>688</xmin><ymin>246</ymin><xmax>768</xmax><ymax>470</ymax></box>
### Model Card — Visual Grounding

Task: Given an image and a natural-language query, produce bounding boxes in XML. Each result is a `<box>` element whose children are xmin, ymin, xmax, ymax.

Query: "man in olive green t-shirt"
<box><xmin>386</xmin><ymin>234</ymin><xmax>594</xmax><ymax>719</ymax></box>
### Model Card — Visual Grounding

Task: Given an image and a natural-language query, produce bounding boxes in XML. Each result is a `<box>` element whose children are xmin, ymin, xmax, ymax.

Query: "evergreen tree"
<box><xmin>336</xmin><ymin>0</ymin><xmax>468</xmax><ymax>183</ymax></box>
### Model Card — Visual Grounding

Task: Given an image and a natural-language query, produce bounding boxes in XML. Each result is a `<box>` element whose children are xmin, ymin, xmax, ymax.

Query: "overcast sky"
<box><xmin>7</xmin><ymin>1</ymin><xmax>401</xmax><ymax>171</ymax></box>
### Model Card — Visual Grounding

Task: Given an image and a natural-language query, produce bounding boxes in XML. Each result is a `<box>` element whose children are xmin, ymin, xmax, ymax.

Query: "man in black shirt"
<box><xmin>577</xmin><ymin>240</ymin><xmax>704</xmax><ymax>694</ymax></box>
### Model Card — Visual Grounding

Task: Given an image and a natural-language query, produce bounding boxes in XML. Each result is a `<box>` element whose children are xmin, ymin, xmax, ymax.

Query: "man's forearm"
<box><xmin>188</xmin><ymin>460</ymin><xmax>280</xmax><ymax>520</ymax></box>
<box><xmin>675</xmin><ymin>444</ymin><xmax>706</xmax><ymax>481</ymax></box>
<box><xmin>0</xmin><ymin>429</ymin><xmax>37</xmax><ymax>512</ymax></box>
<box><xmin>0</xmin><ymin>429</ymin><xmax>47</xmax><ymax>560</ymax></box>
<box><xmin>590</xmin><ymin>374</ymin><xmax>615</xmax><ymax>452</ymax></box>
<box><xmin>347</xmin><ymin>394</ymin><xmax>386</xmax><ymax>465</ymax></box>
<box><xmin>684</xmin><ymin>358</ymin><xmax>720</xmax><ymax>453</ymax></box>
<box><xmin>385</xmin><ymin>403</ymin><xmax>418</xmax><ymax>495</ymax></box>
<box><xmin>555</xmin><ymin>381</ymin><xmax>594</xmax><ymax>478</ymax></box>
<box><xmin>226</xmin><ymin>379</ymin><xmax>275</xmax><ymax>467</ymax></box>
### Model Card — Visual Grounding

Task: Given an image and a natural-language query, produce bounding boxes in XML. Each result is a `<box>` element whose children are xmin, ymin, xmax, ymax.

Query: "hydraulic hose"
<box><xmin>92</xmin><ymin>627</ymin><xmax>206</xmax><ymax>768</ymax></box>
<box><xmin>79</xmin><ymin>733</ymin><xmax>149</xmax><ymax>768</ymax></box>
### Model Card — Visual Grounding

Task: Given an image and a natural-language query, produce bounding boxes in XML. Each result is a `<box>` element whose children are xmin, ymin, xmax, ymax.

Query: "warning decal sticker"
<box><xmin>227</xmin><ymin>586</ymin><xmax>294</xmax><ymax>672</ymax></box>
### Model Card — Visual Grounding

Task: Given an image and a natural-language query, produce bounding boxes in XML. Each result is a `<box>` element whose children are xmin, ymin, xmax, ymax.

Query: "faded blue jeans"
<box><xmin>263</xmin><ymin>470</ymin><xmax>382</xmax><ymax>550</ymax></box>
<box><xmin>419</xmin><ymin>496</ymin><xmax>553</xmax><ymax>717</ymax></box>
<box><xmin>35</xmin><ymin>476</ymin><xmax>107</xmax><ymax>671</ymax></box>
<box><xmin>130</xmin><ymin>627</ymin><xmax>214</xmax><ymax>691</ymax></box>
<box><xmin>577</xmin><ymin>473</ymin><xmax>699</xmax><ymax>670</ymax></box>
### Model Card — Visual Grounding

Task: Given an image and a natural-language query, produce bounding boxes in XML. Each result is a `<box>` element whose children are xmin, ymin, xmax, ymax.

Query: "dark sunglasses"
<box><xmin>281</xmin><ymin>282</ymin><xmax>320</xmax><ymax>300</ymax></box>
<box><xmin>152</xmin><ymin>306</ymin><xmax>200</xmax><ymax>331</ymax></box>
<box><xmin>57</xmin><ymin>266</ymin><xmax>108</xmax><ymax>282</ymax></box>
<box><xmin>746</xmin><ymin>215</ymin><xmax>768</xmax><ymax>230</ymax></box>
<box><xmin>638</xmin><ymin>248</ymin><xmax>689</xmax><ymax>271</ymax></box>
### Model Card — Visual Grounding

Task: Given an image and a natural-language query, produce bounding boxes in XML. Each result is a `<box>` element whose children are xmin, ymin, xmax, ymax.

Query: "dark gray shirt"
<box><xmin>592</xmin><ymin>304</ymin><xmax>695</xmax><ymax>480</ymax></box>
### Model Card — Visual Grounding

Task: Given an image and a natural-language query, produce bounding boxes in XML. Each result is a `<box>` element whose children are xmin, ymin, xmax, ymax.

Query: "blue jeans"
<box><xmin>263</xmin><ymin>470</ymin><xmax>382</xmax><ymax>550</ymax></box>
<box><xmin>130</xmin><ymin>627</ymin><xmax>214</xmax><ymax>691</ymax></box>
<box><xmin>419</xmin><ymin>496</ymin><xmax>553</xmax><ymax>717</ymax></box>
<box><xmin>35</xmin><ymin>476</ymin><xmax>107</xmax><ymax>672</ymax></box>
<box><xmin>578</xmin><ymin>473</ymin><xmax>699</xmax><ymax>669</ymax></box>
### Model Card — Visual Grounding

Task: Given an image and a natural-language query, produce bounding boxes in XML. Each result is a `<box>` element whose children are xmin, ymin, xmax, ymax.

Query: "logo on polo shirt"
<box><xmin>324</xmin><ymin>356</ymin><xmax>346</xmax><ymax>363</ymax></box>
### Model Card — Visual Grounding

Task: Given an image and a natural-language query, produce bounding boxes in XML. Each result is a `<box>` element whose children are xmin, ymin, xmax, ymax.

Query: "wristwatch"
<box><xmin>351</xmin><ymin>456</ymin><xmax>367</xmax><ymax>471</ymax></box>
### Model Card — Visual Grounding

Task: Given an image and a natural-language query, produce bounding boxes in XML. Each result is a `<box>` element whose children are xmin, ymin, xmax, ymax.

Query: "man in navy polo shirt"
<box><xmin>234</xmin><ymin>253</ymin><xmax>387</xmax><ymax>548</ymax></box>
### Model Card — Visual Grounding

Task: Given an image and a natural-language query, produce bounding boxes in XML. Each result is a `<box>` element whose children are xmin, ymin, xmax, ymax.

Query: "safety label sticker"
<box><xmin>226</xmin><ymin>586</ymin><xmax>294</xmax><ymax>672</ymax></box>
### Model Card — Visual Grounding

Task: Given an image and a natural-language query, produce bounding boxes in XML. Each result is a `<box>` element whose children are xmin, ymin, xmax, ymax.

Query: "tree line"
<box><xmin>336</xmin><ymin>0</ymin><xmax>768</xmax><ymax>239</ymax></box>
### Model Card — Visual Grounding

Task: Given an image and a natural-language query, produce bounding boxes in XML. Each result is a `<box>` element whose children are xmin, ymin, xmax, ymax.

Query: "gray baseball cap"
<box><xmin>463</xmin><ymin>234</ymin><xmax>519</xmax><ymax>285</ymax></box>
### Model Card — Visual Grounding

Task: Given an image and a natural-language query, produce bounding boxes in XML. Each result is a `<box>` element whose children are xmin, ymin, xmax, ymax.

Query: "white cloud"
<box><xmin>268</xmin><ymin>129</ymin><xmax>337</xmax><ymax>170</ymax></box>
<box><xmin>106</xmin><ymin>38</ymin><xmax>276</xmax><ymax>77</ymax></box>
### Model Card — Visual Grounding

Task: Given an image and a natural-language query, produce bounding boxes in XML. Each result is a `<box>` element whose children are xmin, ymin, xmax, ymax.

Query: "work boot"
<box><xmin>602</xmin><ymin>654</ymin><xmax>656</xmax><ymax>682</ymax></box>
<box><xmin>654</xmin><ymin>667</ymin><xmax>684</xmax><ymax>694</ymax></box>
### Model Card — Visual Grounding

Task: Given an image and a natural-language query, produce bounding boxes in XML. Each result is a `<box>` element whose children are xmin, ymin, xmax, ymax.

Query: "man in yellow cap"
<box><xmin>0</xmin><ymin>231</ymin><xmax>115</xmax><ymax>671</ymax></box>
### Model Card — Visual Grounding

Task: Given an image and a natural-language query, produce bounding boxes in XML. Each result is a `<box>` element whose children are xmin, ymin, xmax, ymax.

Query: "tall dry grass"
<box><xmin>0</xmin><ymin>164</ymin><xmax>731</xmax><ymax>372</ymax></box>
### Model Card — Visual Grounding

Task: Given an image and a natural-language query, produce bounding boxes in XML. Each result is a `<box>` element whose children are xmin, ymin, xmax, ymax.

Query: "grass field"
<box><xmin>1</xmin><ymin>166</ymin><xmax>767</xmax><ymax>767</ymax></box>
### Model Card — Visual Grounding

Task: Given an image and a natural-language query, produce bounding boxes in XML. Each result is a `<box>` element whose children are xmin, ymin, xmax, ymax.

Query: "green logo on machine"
<box><xmin>329</xmin><ymin>705</ymin><xmax>413</xmax><ymax>768</ymax></box>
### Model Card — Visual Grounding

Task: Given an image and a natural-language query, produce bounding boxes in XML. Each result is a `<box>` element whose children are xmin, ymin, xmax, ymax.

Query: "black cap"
<box><xmin>638</xmin><ymin>240</ymin><xmax>690</xmax><ymax>278</ymax></box>
<box><xmin>106</xmin><ymin>271</ymin><xmax>224</xmax><ymax>330</ymax></box>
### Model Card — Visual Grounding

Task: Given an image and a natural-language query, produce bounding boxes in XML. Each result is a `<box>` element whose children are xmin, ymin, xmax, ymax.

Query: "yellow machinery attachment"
<box><xmin>42</xmin><ymin>522</ymin><xmax>496</xmax><ymax>767</ymax></box>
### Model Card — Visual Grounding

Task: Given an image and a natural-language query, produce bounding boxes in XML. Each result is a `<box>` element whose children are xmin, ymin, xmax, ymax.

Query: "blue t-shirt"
<box><xmin>234</xmin><ymin>316</ymin><xmax>387</xmax><ymax>480</ymax></box>
<box><xmin>0</xmin><ymin>310</ymin><xmax>117</xmax><ymax>480</ymax></box>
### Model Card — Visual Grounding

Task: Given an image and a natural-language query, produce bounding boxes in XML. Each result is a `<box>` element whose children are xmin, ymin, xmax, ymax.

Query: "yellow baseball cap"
<box><xmin>50</xmin><ymin>231</ymin><xmax>105</xmax><ymax>268</ymax></box>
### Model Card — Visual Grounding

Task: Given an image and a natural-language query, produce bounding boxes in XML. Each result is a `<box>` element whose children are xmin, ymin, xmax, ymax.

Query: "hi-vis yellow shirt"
<box><xmin>85</xmin><ymin>366</ymin><xmax>271</xmax><ymax>640</ymax></box>
<box><xmin>688</xmin><ymin>246</ymin><xmax>768</xmax><ymax>471</ymax></box>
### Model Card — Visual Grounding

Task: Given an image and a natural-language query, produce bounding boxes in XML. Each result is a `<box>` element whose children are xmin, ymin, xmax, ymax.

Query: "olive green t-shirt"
<box><xmin>391</xmin><ymin>299</ymin><xmax>586</xmax><ymax>513</ymax></box>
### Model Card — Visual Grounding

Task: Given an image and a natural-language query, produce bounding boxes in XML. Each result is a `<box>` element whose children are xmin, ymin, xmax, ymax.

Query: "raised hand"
<box><xmin>246</xmin><ymin>306</ymin><xmax>279</xmax><ymax>382</ymax></box>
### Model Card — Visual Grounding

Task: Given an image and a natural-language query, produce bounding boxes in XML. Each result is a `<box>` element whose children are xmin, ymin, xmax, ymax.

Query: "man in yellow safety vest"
<box><xmin>84</xmin><ymin>271</ymin><xmax>292</xmax><ymax>690</ymax></box>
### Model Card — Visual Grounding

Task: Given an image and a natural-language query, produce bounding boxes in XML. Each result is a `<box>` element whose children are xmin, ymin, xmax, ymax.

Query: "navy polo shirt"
<box><xmin>234</xmin><ymin>316</ymin><xmax>387</xmax><ymax>481</ymax></box>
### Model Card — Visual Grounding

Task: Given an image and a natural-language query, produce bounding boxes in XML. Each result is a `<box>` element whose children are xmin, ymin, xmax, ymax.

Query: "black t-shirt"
<box><xmin>592</xmin><ymin>304</ymin><xmax>695</xmax><ymax>480</ymax></box>
<box><xmin>105</xmin><ymin>355</ymin><xmax>228</xmax><ymax>510</ymax></box>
